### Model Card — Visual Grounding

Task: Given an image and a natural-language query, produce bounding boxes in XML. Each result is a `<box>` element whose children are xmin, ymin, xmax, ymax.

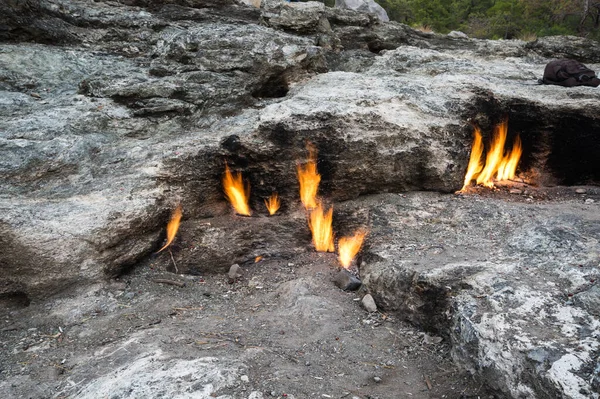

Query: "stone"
<box><xmin>361</xmin><ymin>294</ymin><xmax>377</xmax><ymax>312</ymax></box>
<box><xmin>335</xmin><ymin>0</ymin><xmax>389</xmax><ymax>22</ymax></box>
<box><xmin>228</xmin><ymin>264</ymin><xmax>242</xmax><ymax>280</ymax></box>
<box><xmin>360</xmin><ymin>192</ymin><xmax>600</xmax><ymax>398</ymax></box>
<box><xmin>585</xmin><ymin>198</ymin><xmax>595</xmax><ymax>204</ymax></box>
<box><xmin>575</xmin><ymin>188</ymin><xmax>587</xmax><ymax>194</ymax></box>
<box><xmin>333</xmin><ymin>269</ymin><xmax>362</xmax><ymax>291</ymax></box>
<box><xmin>373</xmin><ymin>376</ymin><xmax>381</xmax><ymax>383</ymax></box>
<box><xmin>1</xmin><ymin>2</ymin><xmax>600</xmax><ymax>397</ymax></box>
<box><xmin>240</xmin><ymin>374</ymin><xmax>249</xmax><ymax>382</ymax></box>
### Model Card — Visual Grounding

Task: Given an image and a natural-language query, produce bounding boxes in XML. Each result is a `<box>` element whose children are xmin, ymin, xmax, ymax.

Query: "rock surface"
<box><xmin>359</xmin><ymin>190</ymin><xmax>600</xmax><ymax>399</ymax></box>
<box><xmin>1</xmin><ymin>0</ymin><xmax>600</xmax><ymax>398</ymax></box>
<box><xmin>335</xmin><ymin>0</ymin><xmax>389</xmax><ymax>22</ymax></box>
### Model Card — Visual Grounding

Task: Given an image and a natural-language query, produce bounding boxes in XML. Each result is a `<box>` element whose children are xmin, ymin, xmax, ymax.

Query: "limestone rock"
<box><xmin>335</xmin><ymin>0</ymin><xmax>389</xmax><ymax>22</ymax></box>
<box><xmin>361</xmin><ymin>294</ymin><xmax>377</xmax><ymax>312</ymax></box>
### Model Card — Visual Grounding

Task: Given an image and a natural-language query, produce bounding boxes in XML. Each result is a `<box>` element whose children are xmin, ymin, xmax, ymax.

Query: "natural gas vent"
<box><xmin>465</xmin><ymin>97</ymin><xmax>600</xmax><ymax>188</ymax></box>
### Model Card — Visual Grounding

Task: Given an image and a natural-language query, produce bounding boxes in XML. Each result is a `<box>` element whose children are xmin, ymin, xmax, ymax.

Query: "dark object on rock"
<box><xmin>541</xmin><ymin>59</ymin><xmax>600</xmax><ymax>87</ymax></box>
<box><xmin>334</xmin><ymin>269</ymin><xmax>362</xmax><ymax>291</ymax></box>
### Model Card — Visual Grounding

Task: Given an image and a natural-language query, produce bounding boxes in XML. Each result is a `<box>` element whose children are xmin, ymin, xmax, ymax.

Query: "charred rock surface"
<box><xmin>1</xmin><ymin>0</ymin><xmax>600</xmax><ymax>398</ymax></box>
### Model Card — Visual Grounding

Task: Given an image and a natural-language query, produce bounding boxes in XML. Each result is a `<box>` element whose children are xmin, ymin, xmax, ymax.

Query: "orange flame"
<box><xmin>264</xmin><ymin>192</ymin><xmax>280</xmax><ymax>215</ymax></box>
<box><xmin>157</xmin><ymin>205</ymin><xmax>182</xmax><ymax>253</ymax></box>
<box><xmin>497</xmin><ymin>135</ymin><xmax>522</xmax><ymax>181</ymax></box>
<box><xmin>461</xmin><ymin>119</ymin><xmax>522</xmax><ymax>190</ymax></box>
<box><xmin>223</xmin><ymin>163</ymin><xmax>251</xmax><ymax>216</ymax></box>
<box><xmin>296</xmin><ymin>143</ymin><xmax>321</xmax><ymax>210</ymax></box>
<box><xmin>308</xmin><ymin>202</ymin><xmax>334</xmax><ymax>252</ymax></box>
<box><xmin>338</xmin><ymin>229</ymin><xmax>367</xmax><ymax>269</ymax></box>
<box><xmin>459</xmin><ymin>127</ymin><xmax>484</xmax><ymax>192</ymax></box>
<box><xmin>476</xmin><ymin>119</ymin><xmax>508</xmax><ymax>187</ymax></box>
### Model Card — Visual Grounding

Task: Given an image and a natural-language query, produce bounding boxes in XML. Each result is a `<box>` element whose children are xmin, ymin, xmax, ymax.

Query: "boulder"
<box><xmin>334</xmin><ymin>0</ymin><xmax>389</xmax><ymax>22</ymax></box>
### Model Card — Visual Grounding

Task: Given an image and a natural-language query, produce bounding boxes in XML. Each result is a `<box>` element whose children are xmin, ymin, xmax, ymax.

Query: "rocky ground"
<box><xmin>2</xmin><ymin>0</ymin><xmax>600</xmax><ymax>398</ymax></box>
<box><xmin>1</xmin><ymin>225</ymin><xmax>494</xmax><ymax>399</ymax></box>
<box><xmin>2</xmin><ymin>189</ymin><xmax>599</xmax><ymax>398</ymax></box>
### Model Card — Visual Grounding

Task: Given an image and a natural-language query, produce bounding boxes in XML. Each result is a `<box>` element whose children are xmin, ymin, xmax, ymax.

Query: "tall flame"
<box><xmin>223</xmin><ymin>163</ymin><xmax>251</xmax><ymax>216</ymax></box>
<box><xmin>476</xmin><ymin>119</ymin><xmax>508</xmax><ymax>187</ymax></box>
<box><xmin>338</xmin><ymin>229</ymin><xmax>367</xmax><ymax>269</ymax></box>
<box><xmin>157</xmin><ymin>205</ymin><xmax>182</xmax><ymax>253</ymax></box>
<box><xmin>460</xmin><ymin>118</ymin><xmax>522</xmax><ymax>190</ymax></box>
<box><xmin>296</xmin><ymin>143</ymin><xmax>321</xmax><ymax>210</ymax></box>
<box><xmin>459</xmin><ymin>127</ymin><xmax>484</xmax><ymax>192</ymax></box>
<box><xmin>497</xmin><ymin>135</ymin><xmax>522</xmax><ymax>181</ymax></box>
<box><xmin>308</xmin><ymin>202</ymin><xmax>334</xmax><ymax>252</ymax></box>
<box><xmin>264</xmin><ymin>192</ymin><xmax>280</xmax><ymax>215</ymax></box>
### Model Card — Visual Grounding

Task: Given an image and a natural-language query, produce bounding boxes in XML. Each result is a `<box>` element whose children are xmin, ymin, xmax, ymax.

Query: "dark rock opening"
<box><xmin>466</xmin><ymin>94</ymin><xmax>600</xmax><ymax>187</ymax></box>
<box><xmin>251</xmin><ymin>74</ymin><xmax>289</xmax><ymax>99</ymax></box>
<box><xmin>0</xmin><ymin>292</ymin><xmax>30</xmax><ymax>309</ymax></box>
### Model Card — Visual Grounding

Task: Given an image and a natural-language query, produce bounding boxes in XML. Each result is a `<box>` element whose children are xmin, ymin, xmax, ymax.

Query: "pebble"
<box><xmin>509</xmin><ymin>189</ymin><xmax>522</xmax><ymax>194</ymax></box>
<box><xmin>585</xmin><ymin>198</ymin><xmax>595</xmax><ymax>204</ymax></box>
<box><xmin>228</xmin><ymin>264</ymin><xmax>242</xmax><ymax>279</ymax></box>
<box><xmin>240</xmin><ymin>375</ymin><xmax>249</xmax><ymax>383</ymax></box>
<box><xmin>374</xmin><ymin>376</ymin><xmax>382</xmax><ymax>383</ymax></box>
<box><xmin>361</xmin><ymin>294</ymin><xmax>378</xmax><ymax>312</ymax></box>
<box><xmin>575</xmin><ymin>188</ymin><xmax>587</xmax><ymax>194</ymax></box>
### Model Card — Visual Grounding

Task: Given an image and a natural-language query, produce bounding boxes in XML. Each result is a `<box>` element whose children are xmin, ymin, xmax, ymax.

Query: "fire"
<box><xmin>157</xmin><ymin>205</ymin><xmax>182</xmax><ymax>253</ymax></box>
<box><xmin>264</xmin><ymin>192</ymin><xmax>280</xmax><ymax>215</ymax></box>
<box><xmin>223</xmin><ymin>163</ymin><xmax>251</xmax><ymax>216</ymax></box>
<box><xmin>308</xmin><ymin>202</ymin><xmax>334</xmax><ymax>252</ymax></box>
<box><xmin>338</xmin><ymin>230</ymin><xmax>367</xmax><ymax>269</ymax></box>
<box><xmin>460</xmin><ymin>118</ymin><xmax>522</xmax><ymax>190</ymax></box>
<box><xmin>459</xmin><ymin>126</ymin><xmax>484</xmax><ymax>191</ymax></box>
<box><xmin>497</xmin><ymin>135</ymin><xmax>522</xmax><ymax>181</ymax></box>
<box><xmin>296</xmin><ymin>143</ymin><xmax>321</xmax><ymax>210</ymax></box>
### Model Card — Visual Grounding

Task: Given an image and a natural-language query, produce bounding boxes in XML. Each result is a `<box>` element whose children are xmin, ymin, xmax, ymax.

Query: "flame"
<box><xmin>255</xmin><ymin>256</ymin><xmax>263</xmax><ymax>263</ymax></box>
<box><xmin>459</xmin><ymin>127</ymin><xmax>484</xmax><ymax>191</ymax></box>
<box><xmin>157</xmin><ymin>205</ymin><xmax>182</xmax><ymax>253</ymax></box>
<box><xmin>460</xmin><ymin>119</ymin><xmax>522</xmax><ymax>190</ymax></box>
<box><xmin>497</xmin><ymin>135</ymin><xmax>522</xmax><ymax>181</ymax></box>
<box><xmin>223</xmin><ymin>163</ymin><xmax>251</xmax><ymax>216</ymax></box>
<box><xmin>308</xmin><ymin>202</ymin><xmax>334</xmax><ymax>252</ymax></box>
<box><xmin>264</xmin><ymin>192</ymin><xmax>280</xmax><ymax>215</ymax></box>
<box><xmin>296</xmin><ymin>143</ymin><xmax>321</xmax><ymax>210</ymax></box>
<box><xmin>476</xmin><ymin>119</ymin><xmax>508</xmax><ymax>187</ymax></box>
<box><xmin>338</xmin><ymin>229</ymin><xmax>367</xmax><ymax>269</ymax></box>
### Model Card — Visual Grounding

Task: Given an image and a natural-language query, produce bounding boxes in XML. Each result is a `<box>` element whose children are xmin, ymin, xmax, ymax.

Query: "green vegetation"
<box><xmin>369</xmin><ymin>0</ymin><xmax>600</xmax><ymax>40</ymax></box>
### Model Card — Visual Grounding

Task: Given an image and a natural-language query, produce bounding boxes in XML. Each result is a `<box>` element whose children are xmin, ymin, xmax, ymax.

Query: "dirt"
<box><xmin>0</xmin><ymin>250</ymin><xmax>497</xmax><ymax>398</ymax></box>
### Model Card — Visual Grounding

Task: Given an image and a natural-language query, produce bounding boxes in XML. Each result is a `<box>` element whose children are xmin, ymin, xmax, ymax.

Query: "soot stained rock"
<box><xmin>1</xmin><ymin>2</ymin><xmax>600</xmax><ymax>397</ymax></box>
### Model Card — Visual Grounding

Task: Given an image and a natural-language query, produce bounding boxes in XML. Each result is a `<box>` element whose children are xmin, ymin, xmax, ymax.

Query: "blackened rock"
<box><xmin>334</xmin><ymin>269</ymin><xmax>362</xmax><ymax>291</ymax></box>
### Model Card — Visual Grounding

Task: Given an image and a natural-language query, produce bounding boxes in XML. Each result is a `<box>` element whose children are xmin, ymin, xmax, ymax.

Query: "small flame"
<box><xmin>264</xmin><ymin>192</ymin><xmax>280</xmax><ymax>215</ymax></box>
<box><xmin>255</xmin><ymin>256</ymin><xmax>263</xmax><ymax>263</ymax></box>
<box><xmin>460</xmin><ymin>118</ymin><xmax>522</xmax><ymax>190</ymax></box>
<box><xmin>459</xmin><ymin>127</ymin><xmax>484</xmax><ymax>192</ymax></box>
<box><xmin>308</xmin><ymin>202</ymin><xmax>334</xmax><ymax>252</ymax></box>
<box><xmin>157</xmin><ymin>205</ymin><xmax>182</xmax><ymax>253</ymax></box>
<box><xmin>223</xmin><ymin>163</ymin><xmax>251</xmax><ymax>216</ymax></box>
<box><xmin>296</xmin><ymin>143</ymin><xmax>321</xmax><ymax>210</ymax></box>
<box><xmin>338</xmin><ymin>229</ymin><xmax>367</xmax><ymax>269</ymax></box>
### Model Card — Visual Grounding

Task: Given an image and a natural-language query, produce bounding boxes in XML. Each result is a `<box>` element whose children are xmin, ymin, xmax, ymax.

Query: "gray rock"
<box><xmin>333</xmin><ymin>269</ymin><xmax>362</xmax><ymax>291</ymax></box>
<box><xmin>361</xmin><ymin>294</ymin><xmax>377</xmax><ymax>312</ymax></box>
<box><xmin>360</xmin><ymin>192</ymin><xmax>600</xmax><ymax>399</ymax></box>
<box><xmin>228</xmin><ymin>264</ymin><xmax>242</xmax><ymax>280</ymax></box>
<box><xmin>335</xmin><ymin>0</ymin><xmax>389</xmax><ymax>22</ymax></box>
